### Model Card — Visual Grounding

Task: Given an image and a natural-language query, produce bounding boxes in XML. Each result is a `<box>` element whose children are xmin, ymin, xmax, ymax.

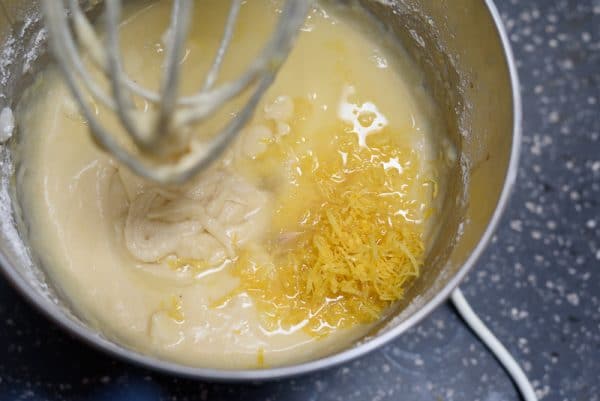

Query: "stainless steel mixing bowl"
<box><xmin>0</xmin><ymin>0</ymin><xmax>520</xmax><ymax>380</ymax></box>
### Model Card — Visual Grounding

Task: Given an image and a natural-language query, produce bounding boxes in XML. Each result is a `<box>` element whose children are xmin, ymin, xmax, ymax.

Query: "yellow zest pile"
<box><xmin>229</xmin><ymin>124</ymin><xmax>431</xmax><ymax>336</ymax></box>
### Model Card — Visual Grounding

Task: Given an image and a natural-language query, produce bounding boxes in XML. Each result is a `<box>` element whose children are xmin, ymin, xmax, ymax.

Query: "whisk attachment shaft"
<box><xmin>42</xmin><ymin>0</ymin><xmax>310</xmax><ymax>184</ymax></box>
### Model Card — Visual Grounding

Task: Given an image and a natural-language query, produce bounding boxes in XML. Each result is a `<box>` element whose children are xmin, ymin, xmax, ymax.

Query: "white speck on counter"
<box><xmin>0</xmin><ymin>107</ymin><xmax>14</xmax><ymax>143</ymax></box>
<box><xmin>566</xmin><ymin>293</ymin><xmax>580</xmax><ymax>306</ymax></box>
<box><xmin>510</xmin><ymin>219</ymin><xmax>523</xmax><ymax>232</ymax></box>
<box><xmin>548</xmin><ymin>110</ymin><xmax>560</xmax><ymax>123</ymax></box>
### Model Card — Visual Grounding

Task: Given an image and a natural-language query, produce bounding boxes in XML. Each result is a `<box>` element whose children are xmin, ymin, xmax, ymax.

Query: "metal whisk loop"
<box><xmin>41</xmin><ymin>0</ymin><xmax>311</xmax><ymax>184</ymax></box>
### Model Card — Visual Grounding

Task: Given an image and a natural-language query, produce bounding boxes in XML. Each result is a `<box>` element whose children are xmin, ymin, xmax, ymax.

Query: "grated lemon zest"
<box><xmin>228</xmin><ymin>125</ymin><xmax>432</xmax><ymax>337</ymax></box>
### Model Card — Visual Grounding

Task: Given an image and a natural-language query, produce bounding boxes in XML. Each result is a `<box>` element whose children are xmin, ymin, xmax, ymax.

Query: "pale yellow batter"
<box><xmin>17</xmin><ymin>0</ymin><xmax>445</xmax><ymax>368</ymax></box>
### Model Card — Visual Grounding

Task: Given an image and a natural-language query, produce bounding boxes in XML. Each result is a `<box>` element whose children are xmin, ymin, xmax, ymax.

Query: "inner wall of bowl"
<box><xmin>0</xmin><ymin>2</ymin><xmax>68</xmax><ymax>311</ymax></box>
<box><xmin>368</xmin><ymin>0</ymin><xmax>515</xmax><ymax>333</ymax></box>
<box><xmin>0</xmin><ymin>0</ymin><xmax>513</xmax><ymax>360</ymax></box>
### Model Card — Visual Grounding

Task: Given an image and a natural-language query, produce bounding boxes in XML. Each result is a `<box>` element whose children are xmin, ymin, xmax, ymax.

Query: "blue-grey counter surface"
<box><xmin>1</xmin><ymin>0</ymin><xmax>598</xmax><ymax>400</ymax></box>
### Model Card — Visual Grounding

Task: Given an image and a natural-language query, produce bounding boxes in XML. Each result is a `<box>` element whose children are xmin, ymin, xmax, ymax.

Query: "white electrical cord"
<box><xmin>450</xmin><ymin>288</ymin><xmax>538</xmax><ymax>401</ymax></box>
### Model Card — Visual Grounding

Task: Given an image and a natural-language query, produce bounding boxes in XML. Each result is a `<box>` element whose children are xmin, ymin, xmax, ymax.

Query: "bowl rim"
<box><xmin>0</xmin><ymin>0</ymin><xmax>521</xmax><ymax>381</ymax></box>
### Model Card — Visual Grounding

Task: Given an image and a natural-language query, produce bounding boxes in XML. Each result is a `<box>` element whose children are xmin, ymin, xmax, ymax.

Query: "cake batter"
<box><xmin>17</xmin><ymin>0</ymin><xmax>447</xmax><ymax>368</ymax></box>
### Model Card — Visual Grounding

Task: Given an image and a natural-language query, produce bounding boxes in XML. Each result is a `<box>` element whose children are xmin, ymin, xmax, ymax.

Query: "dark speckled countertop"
<box><xmin>1</xmin><ymin>0</ymin><xmax>598</xmax><ymax>400</ymax></box>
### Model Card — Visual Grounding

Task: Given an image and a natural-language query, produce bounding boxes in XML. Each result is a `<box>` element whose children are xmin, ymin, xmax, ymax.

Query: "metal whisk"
<box><xmin>41</xmin><ymin>0</ymin><xmax>310</xmax><ymax>184</ymax></box>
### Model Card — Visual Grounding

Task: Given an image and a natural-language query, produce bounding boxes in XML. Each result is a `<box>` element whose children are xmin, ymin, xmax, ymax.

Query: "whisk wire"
<box><xmin>104</xmin><ymin>0</ymin><xmax>149</xmax><ymax>148</ymax></box>
<box><xmin>202</xmin><ymin>0</ymin><xmax>242</xmax><ymax>91</ymax></box>
<box><xmin>154</xmin><ymin>0</ymin><xmax>193</xmax><ymax>149</ymax></box>
<box><xmin>41</xmin><ymin>0</ymin><xmax>311</xmax><ymax>184</ymax></box>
